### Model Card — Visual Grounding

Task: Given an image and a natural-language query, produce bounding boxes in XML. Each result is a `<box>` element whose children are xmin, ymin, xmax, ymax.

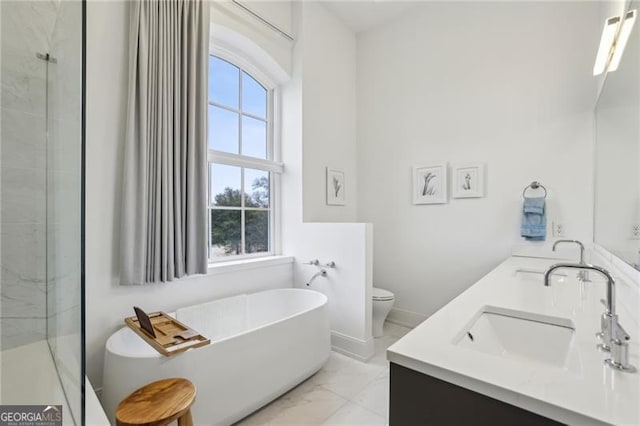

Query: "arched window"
<box><xmin>207</xmin><ymin>54</ymin><xmax>280</xmax><ymax>260</ymax></box>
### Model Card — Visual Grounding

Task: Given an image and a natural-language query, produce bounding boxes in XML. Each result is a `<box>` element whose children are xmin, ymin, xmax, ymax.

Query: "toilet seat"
<box><xmin>372</xmin><ymin>287</ymin><xmax>394</xmax><ymax>301</ymax></box>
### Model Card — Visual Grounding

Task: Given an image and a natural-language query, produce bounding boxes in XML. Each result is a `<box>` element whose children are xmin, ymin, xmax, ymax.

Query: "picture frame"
<box><xmin>413</xmin><ymin>164</ymin><xmax>448</xmax><ymax>204</ymax></box>
<box><xmin>326</xmin><ymin>167</ymin><xmax>346</xmax><ymax>205</ymax></box>
<box><xmin>452</xmin><ymin>163</ymin><xmax>485</xmax><ymax>198</ymax></box>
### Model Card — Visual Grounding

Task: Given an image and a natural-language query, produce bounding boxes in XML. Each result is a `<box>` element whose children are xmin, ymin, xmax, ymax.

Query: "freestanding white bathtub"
<box><xmin>101</xmin><ymin>288</ymin><xmax>330</xmax><ymax>425</ymax></box>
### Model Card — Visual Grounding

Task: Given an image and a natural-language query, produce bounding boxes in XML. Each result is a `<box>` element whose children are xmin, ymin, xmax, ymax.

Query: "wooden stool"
<box><xmin>116</xmin><ymin>378</ymin><xmax>196</xmax><ymax>426</ymax></box>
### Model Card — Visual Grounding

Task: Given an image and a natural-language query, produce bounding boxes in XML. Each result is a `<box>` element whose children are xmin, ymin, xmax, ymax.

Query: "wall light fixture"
<box><xmin>593</xmin><ymin>10</ymin><xmax>637</xmax><ymax>76</ymax></box>
<box><xmin>608</xmin><ymin>9</ymin><xmax>637</xmax><ymax>72</ymax></box>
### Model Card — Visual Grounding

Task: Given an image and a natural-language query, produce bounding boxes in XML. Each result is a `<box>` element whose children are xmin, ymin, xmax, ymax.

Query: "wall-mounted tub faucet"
<box><xmin>303</xmin><ymin>259</ymin><xmax>335</xmax><ymax>268</ymax></box>
<box><xmin>544</xmin><ymin>263</ymin><xmax>636</xmax><ymax>373</ymax></box>
<box><xmin>552</xmin><ymin>239</ymin><xmax>589</xmax><ymax>281</ymax></box>
<box><xmin>305</xmin><ymin>269</ymin><xmax>327</xmax><ymax>286</ymax></box>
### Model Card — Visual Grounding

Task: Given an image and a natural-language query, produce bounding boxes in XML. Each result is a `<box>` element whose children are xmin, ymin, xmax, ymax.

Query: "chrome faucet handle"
<box><xmin>614</xmin><ymin>321</ymin><xmax>631</xmax><ymax>341</ymax></box>
<box><xmin>303</xmin><ymin>259</ymin><xmax>320</xmax><ymax>266</ymax></box>
<box><xmin>596</xmin><ymin>300</ymin><xmax>614</xmax><ymax>342</ymax></box>
<box><xmin>598</xmin><ymin>312</ymin><xmax>613</xmax><ymax>352</ymax></box>
<box><xmin>596</xmin><ymin>302</ymin><xmax>605</xmax><ymax>340</ymax></box>
<box><xmin>598</xmin><ymin>314</ymin><xmax>631</xmax><ymax>352</ymax></box>
<box><xmin>605</xmin><ymin>338</ymin><xmax>636</xmax><ymax>373</ymax></box>
<box><xmin>323</xmin><ymin>261</ymin><xmax>336</xmax><ymax>268</ymax></box>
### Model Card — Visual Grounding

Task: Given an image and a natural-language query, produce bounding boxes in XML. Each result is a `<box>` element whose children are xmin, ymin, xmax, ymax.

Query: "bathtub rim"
<box><xmin>106</xmin><ymin>288</ymin><xmax>328</xmax><ymax>359</ymax></box>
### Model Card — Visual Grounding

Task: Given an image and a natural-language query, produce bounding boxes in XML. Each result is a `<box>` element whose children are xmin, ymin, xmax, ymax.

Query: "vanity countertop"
<box><xmin>387</xmin><ymin>256</ymin><xmax>640</xmax><ymax>425</ymax></box>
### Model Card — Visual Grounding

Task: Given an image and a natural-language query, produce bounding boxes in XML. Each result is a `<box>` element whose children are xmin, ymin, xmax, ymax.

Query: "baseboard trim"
<box><xmin>331</xmin><ymin>331</ymin><xmax>374</xmax><ymax>362</ymax></box>
<box><xmin>387</xmin><ymin>307</ymin><xmax>427</xmax><ymax>328</ymax></box>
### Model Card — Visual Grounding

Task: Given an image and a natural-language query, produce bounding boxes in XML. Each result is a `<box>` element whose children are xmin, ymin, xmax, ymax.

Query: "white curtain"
<box><xmin>120</xmin><ymin>0</ymin><xmax>209</xmax><ymax>285</ymax></box>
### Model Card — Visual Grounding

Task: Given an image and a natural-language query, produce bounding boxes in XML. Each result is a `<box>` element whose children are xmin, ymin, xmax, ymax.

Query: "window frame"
<box><xmin>207</xmin><ymin>51</ymin><xmax>282</xmax><ymax>263</ymax></box>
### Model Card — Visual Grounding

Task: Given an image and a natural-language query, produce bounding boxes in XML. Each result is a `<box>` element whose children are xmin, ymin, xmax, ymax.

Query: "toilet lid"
<box><xmin>372</xmin><ymin>287</ymin><xmax>394</xmax><ymax>301</ymax></box>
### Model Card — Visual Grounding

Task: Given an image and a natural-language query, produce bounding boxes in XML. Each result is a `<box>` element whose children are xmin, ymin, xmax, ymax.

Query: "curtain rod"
<box><xmin>231</xmin><ymin>0</ymin><xmax>294</xmax><ymax>42</ymax></box>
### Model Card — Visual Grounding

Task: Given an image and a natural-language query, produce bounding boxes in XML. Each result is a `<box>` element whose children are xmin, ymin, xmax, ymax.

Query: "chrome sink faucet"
<box><xmin>544</xmin><ymin>263</ymin><xmax>636</xmax><ymax>373</ymax></box>
<box><xmin>552</xmin><ymin>240</ymin><xmax>589</xmax><ymax>281</ymax></box>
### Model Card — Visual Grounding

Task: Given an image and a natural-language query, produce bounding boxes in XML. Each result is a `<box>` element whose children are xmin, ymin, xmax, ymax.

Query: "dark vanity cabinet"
<box><xmin>389</xmin><ymin>363</ymin><xmax>564</xmax><ymax>425</ymax></box>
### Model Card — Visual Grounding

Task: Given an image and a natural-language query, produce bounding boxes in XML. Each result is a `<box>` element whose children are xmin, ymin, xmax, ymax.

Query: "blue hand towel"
<box><xmin>521</xmin><ymin>197</ymin><xmax>546</xmax><ymax>241</ymax></box>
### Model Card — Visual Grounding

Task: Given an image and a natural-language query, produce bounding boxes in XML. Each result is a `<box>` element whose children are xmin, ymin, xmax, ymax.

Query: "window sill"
<box><xmin>207</xmin><ymin>255</ymin><xmax>293</xmax><ymax>276</ymax></box>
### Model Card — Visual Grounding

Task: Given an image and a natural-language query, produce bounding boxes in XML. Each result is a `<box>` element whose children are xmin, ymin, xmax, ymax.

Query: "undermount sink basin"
<box><xmin>455</xmin><ymin>306</ymin><xmax>575</xmax><ymax>368</ymax></box>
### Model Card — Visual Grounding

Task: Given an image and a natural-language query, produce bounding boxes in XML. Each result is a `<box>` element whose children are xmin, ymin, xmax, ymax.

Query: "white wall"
<box><xmin>281</xmin><ymin>3</ymin><xmax>373</xmax><ymax>359</ymax></box>
<box><xmin>300</xmin><ymin>2</ymin><xmax>358</xmax><ymax>223</ymax></box>
<box><xmin>355</xmin><ymin>2</ymin><xmax>600</xmax><ymax>322</ymax></box>
<box><xmin>239</xmin><ymin>1</ymin><xmax>294</xmax><ymax>37</ymax></box>
<box><xmin>211</xmin><ymin>1</ymin><xmax>293</xmax><ymax>76</ymax></box>
<box><xmin>286</xmin><ymin>222</ymin><xmax>373</xmax><ymax>359</ymax></box>
<box><xmin>85</xmin><ymin>1</ymin><xmax>293</xmax><ymax>390</ymax></box>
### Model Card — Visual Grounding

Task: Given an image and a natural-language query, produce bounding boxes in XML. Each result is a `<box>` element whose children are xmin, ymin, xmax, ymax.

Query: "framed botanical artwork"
<box><xmin>413</xmin><ymin>164</ymin><xmax>447</xmax><ymax>204</ymax></box>
<box><xmin>326</xmin><ymin>167</ymin><xmax>346</xmax><ymax>205</ymax></box>
<box><xmin>452</xmin><ymin>163</ymin><xmax>485</xmax><ymax>198</ymax></box>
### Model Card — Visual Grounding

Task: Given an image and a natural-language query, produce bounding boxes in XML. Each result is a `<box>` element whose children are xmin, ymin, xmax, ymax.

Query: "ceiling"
<box><xmin>321</xmin><ymin>1</ymin><xmax>420</xmax><ymax>34</ymax></box>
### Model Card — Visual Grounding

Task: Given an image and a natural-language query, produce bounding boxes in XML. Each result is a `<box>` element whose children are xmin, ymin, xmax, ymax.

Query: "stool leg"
<box><xmin>177</xmin><ymin>409</ymin><xmax>193</xmax><ymax>426</ymax></box>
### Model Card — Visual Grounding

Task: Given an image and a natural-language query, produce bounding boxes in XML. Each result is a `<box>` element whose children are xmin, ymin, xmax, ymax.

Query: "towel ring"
<box><xmin>522</xmin><ymin>181</ymin><xmax>547</xmax><ymax>199</ymax></box>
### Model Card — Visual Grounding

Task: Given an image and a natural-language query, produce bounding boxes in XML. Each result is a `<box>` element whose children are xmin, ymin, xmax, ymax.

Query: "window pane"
<box><xmin>245</xmin><ymin>210</ymin><xmax>269</xmax><ymax>254</ymax></box>
<box><xmin>210</xmin><ymin>163</ymin><xmax>241</xmax><ymax>207</ymax></box>
<box><xmin>209</xmin><ymin>56</ymin><xmax>239</xmax><ymax>108</ymax></box>
<box><xmin>244</xmin><ymin>169</ymin><xmax>269</xmax><ymax>208</ymax></box>
<box><xmin>241</xmin><ymin>116</ymin><xmax>266</xmax><ymax>159</ymax></box>
<box><xmin>210</xmin><ymin>209</ymin><xmax>242</xmax><ymax>256</ymax></box>
<box><xmin>242</xmin><ymin>71</ymin><xmax>267</xmax><ymax>119</ymax></box>
<box><xmin>209</xmin><ymin>105</ymin><xmax>239</xmax><ymax>154</ymax></box>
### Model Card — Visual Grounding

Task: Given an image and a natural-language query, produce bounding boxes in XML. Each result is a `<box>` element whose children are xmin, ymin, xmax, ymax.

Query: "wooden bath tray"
<box><xmin>124</xmin><ymin>311</ymin><xmax>210</xmax><ymax>356</ymax></box>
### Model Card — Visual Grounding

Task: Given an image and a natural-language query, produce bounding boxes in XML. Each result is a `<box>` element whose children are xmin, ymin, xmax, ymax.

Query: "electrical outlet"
<box><xmin>632</xmin><ymin>224</ymin><xmax>640</xmax><ymax>240</ymax></box>
<box><xmin>553</xmin><ymin>222</ymin><xmax>565</xmax><ymax>237</ymax></box>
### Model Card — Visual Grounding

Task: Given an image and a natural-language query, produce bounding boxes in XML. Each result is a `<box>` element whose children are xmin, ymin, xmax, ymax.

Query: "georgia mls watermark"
<box><xmin>0</xmin><ymin>405</ymin><xmax>62</xmax><ymax>426</ymax></box>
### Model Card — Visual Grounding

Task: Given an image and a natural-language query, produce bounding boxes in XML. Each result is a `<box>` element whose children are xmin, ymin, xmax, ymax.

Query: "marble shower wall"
<box><xmin>1</xmin><ymin>1</ymin><xmax>60</xmax><ymax>349</ymax></box>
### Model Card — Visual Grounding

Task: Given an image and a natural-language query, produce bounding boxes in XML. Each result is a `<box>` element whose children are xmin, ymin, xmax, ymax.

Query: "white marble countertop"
<box><xmin>387</xmin><ymin>256</ymin><xmax>640</xmax><ymax>425</ymax></box>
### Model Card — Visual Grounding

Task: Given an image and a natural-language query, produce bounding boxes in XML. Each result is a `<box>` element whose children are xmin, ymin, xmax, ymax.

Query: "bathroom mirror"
<box><xmin>594</xmin><ymin>2</ymin><xmax>640</xmax><ymax>269</ymax></box>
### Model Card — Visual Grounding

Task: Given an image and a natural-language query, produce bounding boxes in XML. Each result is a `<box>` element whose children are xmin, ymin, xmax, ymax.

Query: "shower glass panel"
<box><xmin>1</xmin><ymin>1</ymin><xmax>85</xmax><ymax>424</ymax></box>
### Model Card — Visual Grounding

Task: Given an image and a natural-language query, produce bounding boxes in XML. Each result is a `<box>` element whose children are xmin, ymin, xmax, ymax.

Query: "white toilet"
<box><xmin>372</xmin><ymin>287</ymin><xmax>395</xmax><ymax>338</ymax></box>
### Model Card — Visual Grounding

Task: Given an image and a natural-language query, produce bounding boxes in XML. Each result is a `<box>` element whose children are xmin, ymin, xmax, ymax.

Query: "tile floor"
<box><xmin>236</xmin><ymin>322</ymin><xmax>412</xmax><ymax>425</ymax></box>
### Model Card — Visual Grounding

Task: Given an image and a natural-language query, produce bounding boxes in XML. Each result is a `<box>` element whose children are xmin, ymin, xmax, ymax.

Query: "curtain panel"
<box><xmin>120</xmin><ymin>0</ymin><xmax>209</xmax><ymax>285</ymax></box>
